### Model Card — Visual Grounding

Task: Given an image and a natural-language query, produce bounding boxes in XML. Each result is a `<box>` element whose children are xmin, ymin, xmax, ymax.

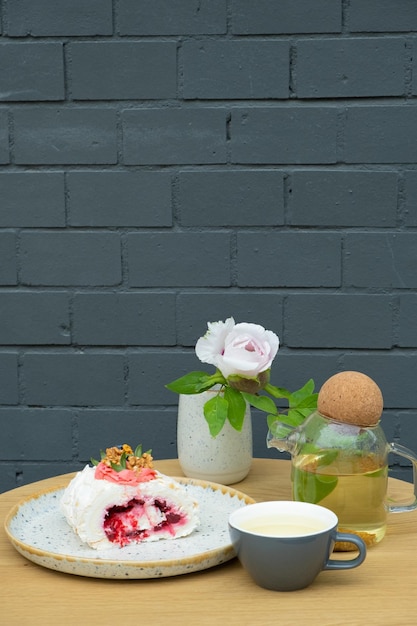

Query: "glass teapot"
<box><xmin>267</xmin><ymin>372</ymin><xmax>417</xmax><ymax>547</ymax></box>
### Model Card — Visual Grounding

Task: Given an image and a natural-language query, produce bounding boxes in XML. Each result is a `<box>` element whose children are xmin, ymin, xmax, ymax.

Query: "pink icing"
<box><xmin>94</xmin><ymin>462</ymin><xmax>157</xmax><ymax>485</ymax></box>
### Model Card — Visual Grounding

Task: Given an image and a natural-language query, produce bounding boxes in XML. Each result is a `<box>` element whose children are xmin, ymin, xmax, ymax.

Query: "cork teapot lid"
<box><xmin>317</xmin><ymin>371</ymin><xmax>383</xmax><ymax>427</ymax></box>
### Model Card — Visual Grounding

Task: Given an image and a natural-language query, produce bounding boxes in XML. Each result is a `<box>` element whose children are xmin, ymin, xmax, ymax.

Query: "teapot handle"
<box><xmin>387</xmin><ymin>442</ymin><xmax>417</xmax><ymax>513</ymax></box>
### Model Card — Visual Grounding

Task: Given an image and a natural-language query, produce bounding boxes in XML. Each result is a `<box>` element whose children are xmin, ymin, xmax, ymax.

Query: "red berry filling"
<box><xmin>103</xmin><ymin>497</ymin><xmax>186</xmax><ymax>547</ymax></box>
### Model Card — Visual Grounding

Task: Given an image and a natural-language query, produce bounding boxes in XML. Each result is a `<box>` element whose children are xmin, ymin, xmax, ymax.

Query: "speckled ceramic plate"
<box><xmin>4</xmin><ymin>476</ymin><xmax>255</xmax><ymax>579</ymax></box>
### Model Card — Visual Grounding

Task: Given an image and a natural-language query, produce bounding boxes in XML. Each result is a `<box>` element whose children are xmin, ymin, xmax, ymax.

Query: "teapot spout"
<box><xmin>266</xmin><ymin>420</ymin><xmax>298</xmax><ymax>454</ymax></box>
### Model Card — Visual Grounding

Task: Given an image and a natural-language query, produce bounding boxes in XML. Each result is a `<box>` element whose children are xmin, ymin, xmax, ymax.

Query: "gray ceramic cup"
<box><xmin>228</xmin><ymin>500</ymin><xmax>366</xmax><ymax>591</ymax></box>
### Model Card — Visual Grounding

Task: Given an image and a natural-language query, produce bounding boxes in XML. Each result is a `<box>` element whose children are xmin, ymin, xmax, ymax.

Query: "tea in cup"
<box><xmin>228</xmin><ymin>500</ymin><xmax>366</xmax><ymax>591</ymax></box>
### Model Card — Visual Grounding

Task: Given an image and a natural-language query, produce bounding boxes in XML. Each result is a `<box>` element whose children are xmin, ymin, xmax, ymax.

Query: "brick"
<box><xmin>296</xmin><ymin>38</ymin><xmax>405</xmax><ymax>98</ymax></box>
<box><xmin>285</xmin><ymin>295</ymin><xmax>393</xmax><ymax>348</ymax></box>
<box><xmin>237</xmin><ymin>232</ymin><xmax>341</xmax><ymax>287</ymax></box>
<box><xmin>344</xmin><ymin>106</ymin><xmax>417</xmax><ymax>163</ymax></box>
<box><xmin>23</xmin><ymin>351</ymin><xmax>125</xmax><ymax>406</ymax></box>
<box><xmin>0</xmin><ymin>466</ymin><xmax>19</xmax><ymax>493</ymax></box>
<box><xmin>182</xmin><ymin>40</ymin><xmax>289</xmax><ymax>99</ymax></box>
<box><xmin>344</xmin><ymin>233</ymin><xmax>417</xmax><ymax>288</ymax></box>
<box><xmin>176</xmin><ymin>292</ymin><xmax>283</xmax><ymax>346</ymax></box>
<box><xmin>342</xmin><ymin>353</ymin><xmax>417</xmax><ymax>409</ymax></box>
<box><xmin>6</xmin><ymin>0</ymin><xmax>113</xmax><ymax>36</ymax></box>
<box><xmin>78</xmin><ymin>408</ymin><xmax>178</xmax><ymax>461</ymax></box>
<box><xmin>377</xmin><ymin>412</ymin><xmax>415</xmax><ymax>478</ymax></box>
<box><xmin>127</xmin><ymin>232</ymin><xmax>231</xmax><ymax>287</ymax></box>
<box><xmin>405</xmin><ymin>172</ymin><xmax>417</xmax><ymax>226</ymax></box>
<box><xmin>231</xmin><ymin>107</ymin><xmax>338</xmax><ymax>164</ymax></box>
<box><xmin>123</xmin><ymin>108</ymin><xmax>227</xmax><ymax>165</ymax></box>
<box><xmin>67</xmin><ymin>171</ymin><xmax>172</xmax><ymax>227</ymax></box>
<box><xmin>118</xmin><ymin>0</ymin><xmax>227</xmax><ymax>35</ymax></box>
<box><xmin>0</xmin><ymin>232</ymin><xmax>17</xmax><ymax>285</ymax></box>
<box><xmin>0</xmin><ymin>42</ymin><xmax>64</xmax><ymax>101</ymax></box>
<box><xmin>0</xmin><ymin>352</ymin><xmax>18</xmax><ymax>404</ymax></box>
<box><xmin>231</xmin><ymin>0</ymin><xmax>342</xmax><ymax>34</ymax></box>
<box><xmin>411</xmin><ymin>43</ymin><xmax>417</xmax><ymax>95</ymax></box>
<box><xmin>389</xmin><ymin>467</ymin><xmax>413</xmax><ymax>483</ymax></box>
<box><xmin>73</xmin><ymin>292</ymin><xmax>176</xmax><ymax>345</ymax></box>
<box><xmin>398</xmin><ymin>413</ymin><xmax>417</xmax><ymax>461</ymax></box>
<box><xmin>20</xmin><ymin>231</ymin><xmax>121</xmax><ymax>286</ymax></box>
<box><xmin>0</xmin><ymin>110</ymin><xmax>9</xmax><ymax>163</ymax></box>
<box><xmin>0</xmin><ymin>172</ymin><xmax>65</xmax><ymax>227</ymax></box>
<box><xmin>178</xmin><ymin>169</ymin><xmax>284</xmax><ymax>226</ymax></box>
<box><xmin>349</xmin><ymin>0</ymin><xmax>417</xmax><ymax>32</ymax></box>
<box><xmin>128</xmin><ymin>351</ymin><xmax>201</xmax><ymax>405</ymax></box>
<box><xmin>253</xmin><ymin>419</ymin><xmax>279</xmax><ymax>459</ymax></box>
<box><xmin>70</xmin><ymin>42</ymin><xmax>177</xmax><ymax>100</ymax></box>
<box><xmin>13</xmin><ymin>462</ymin><xmax>84</xmax><ymax>489</ymax></box>
<box><xmin>0</xmin><ymin>291</ymin><xmax>70</xmax><ymax>345</ymax></box>
<box><xmin>381</xmin><ymin>412</ymin><xmax>398</xmax><ymax>443</ymax></box>
<box><xmin>269</xmin><ymin>352</ymin><xmax>340</xmax><ymax>395</ymax></box>
<box><xmin>13</xmin><ymin>107</ymin><xmax>117</xmax><ymax>165</ymax></box>
<box><xmin>0</xmin><ymin>408</ymin><xmax>73</xmax><ymax>459</ymax></box>
<box><xmin>289</xmin><ymin>170</ymin><xmax>397</xmax><ymax>227</ymax></box>
<box><xmin>398</xmin><ymin>295</ymin><xmax>417</xmax><ymax>347</ymax></box>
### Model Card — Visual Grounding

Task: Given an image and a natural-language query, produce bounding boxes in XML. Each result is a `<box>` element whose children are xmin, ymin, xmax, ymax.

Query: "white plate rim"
<box><xmin>4</xmin><ymin>476</ymin><xmax>255</xmax><ymax>579</ymax></box>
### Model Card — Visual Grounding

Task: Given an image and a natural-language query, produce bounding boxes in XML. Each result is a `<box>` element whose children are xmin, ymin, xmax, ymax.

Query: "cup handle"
<box><xmin>388</xmin><ymin>442</ymin><xmax>417</xmax><ymax>513</ymax></box>
<box><xmin>324</xmin><ymin>532</ymin><xmax>367</xmax><ymax>570</ymax></box>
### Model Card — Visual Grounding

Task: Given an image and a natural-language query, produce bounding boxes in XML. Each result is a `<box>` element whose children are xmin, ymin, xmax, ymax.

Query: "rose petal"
<box><xmin>195</xmin><ymin>317</ymin><xmax>235</xmax><ymax>366</ymax></box>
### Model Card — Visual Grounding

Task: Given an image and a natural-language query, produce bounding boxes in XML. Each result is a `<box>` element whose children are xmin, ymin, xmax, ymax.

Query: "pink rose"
<box><xmin>94</xmin><ymin>462</ymin><xmax>157</xmax><ymax>485</ymax></box>
<box><xmin>195</xmin><ymin>317</ymin><xmax>279</xmax><ymax>380</ymax></box>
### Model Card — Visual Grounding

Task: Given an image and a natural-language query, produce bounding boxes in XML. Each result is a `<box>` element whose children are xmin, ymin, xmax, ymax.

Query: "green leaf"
<box><xmin>263</xmin><ymin>383</ymin><xmax>292</xmax><ymax>400</ymax></box>
<box><xmin>165</xmin><ymin>371</ymin><xmax>217</xmax><ymax>395</ymax></box>
<box><xmin>267</xmin><ymin>416</ymin><xmax>294</xmax><ymax>440</ymax></box>
<box><xmin>290</xmin><ymin>394</ymin><xmax>318</xmax><ymax>412</ymax></box>
<box><xmin>241</xmin><ymin>392</ymin><xmax>278</xmax><ymax>415</ymax></box>
<box><xmin>133</xmin><ymin>444</ymin><xmax>152</xmax><ymax>457</ymax></box>
<box><xmin>287</xmin><ymin>408</ymin><xmax>313</xmax><ymax>426</ymax></box>
<box><xmin>289</xmin><ymin>379</ymin><xmax>316</xmax><ymax>405</ymax></box>
<box><xmin>91</xmin><ymin>449</ymin><xmax>106</xmax><ymax>466</ymax></box>
<box><xmin>366</xmin><ymin>466</ymin><xmax>388</xmax><ymax>478</ymax></box>
<box><xmin>300</xmin><ymin>445</ymin><xmax>339</xmax><ymax>468</ymax></box>
<box><xmin>224</xmin><ymin>386</ymin><xmax>246</xmax><ymax>431</ymax></box>
<box><xmin>110</xmin><ymin>452</ymin><xmax>128</xmax><ymax>472</ymax></box>
<box><xmin>203</xmin><ymin>394</ymin><xmax>228</xmax><ymax>437</ymax></box>
<box><xmin>267</xmin><ymin>414</ymin><xmax>278</xmax><ymax>430</ymax></box>
<box><xmin>292</xmin><ymin>459</ymin><xmax>338</xmax><ymax>504</ymax></box>
<box><xmin>269</xmin><ymin>409</ymin><xmax>303</xmax><ymax>428</ymax></box>
<box><xmin>291</xmin><ymin>445</ymin><xmax>339</xmax><ymax>504</ymax></box>
<box><xmin>293</xmin><ymin>470</ymin><xmax>338</xmax><ymax>504</ymax></box>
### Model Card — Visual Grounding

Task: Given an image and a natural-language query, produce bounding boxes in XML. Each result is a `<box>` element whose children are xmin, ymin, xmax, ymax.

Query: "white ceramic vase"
<box><xmin>177</xmin><ymin>389</ymin><xmax>253</xmax><ymax>485</ymax></box>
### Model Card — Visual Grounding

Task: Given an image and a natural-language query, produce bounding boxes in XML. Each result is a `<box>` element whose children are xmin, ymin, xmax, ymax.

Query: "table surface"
<box><xmin>1</xmin><ymin>458</ymin><xmax>417</xmax><ymax>626</ymax></box>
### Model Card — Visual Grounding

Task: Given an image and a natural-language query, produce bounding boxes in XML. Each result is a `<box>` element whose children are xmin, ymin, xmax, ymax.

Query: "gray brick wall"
<box><xmin>1</xmin><ymin>0</ymin><xmax>417</xmax><ymax>492</ymax></box>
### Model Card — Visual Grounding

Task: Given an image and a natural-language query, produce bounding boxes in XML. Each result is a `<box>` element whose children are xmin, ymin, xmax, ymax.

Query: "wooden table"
<box><xmin>1</xmin><ymin>459</ymin><xmax>417</xmax><ymax>626</ymax></box>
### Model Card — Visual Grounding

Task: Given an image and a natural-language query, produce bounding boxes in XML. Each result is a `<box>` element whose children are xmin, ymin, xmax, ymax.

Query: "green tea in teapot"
<box><xmin>292</xmin><ymin>451</ymin><xmax>388</xmax><ymax>545</ymax></box>
<box><xmin>268</xmin><ymin>371</ymin><xmax>417</xmax><ymax>548</ymax></box>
